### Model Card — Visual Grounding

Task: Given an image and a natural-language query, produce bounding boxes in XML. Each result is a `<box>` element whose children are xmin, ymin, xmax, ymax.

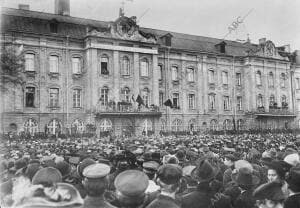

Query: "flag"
<box><xmin>164</xmin><ymin>99</ymin><xmax>173</xmax><ymax>108</ymax></box>
<box><xmin>136</xmin><ymin>95</ymin><xmax>144</xmax><ymax>106</ymax></box>
<box><xmin>132</xmin><ymin>95</ymin><xmax>135</xmax><ymax>103</ymax></box>
<box><xmin>232</xmin><ymin>117</ymin><xmax>236</xmax><ymax>131</ymax></box>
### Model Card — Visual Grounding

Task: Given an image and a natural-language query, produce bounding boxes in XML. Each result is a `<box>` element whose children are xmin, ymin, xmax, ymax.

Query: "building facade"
<box><xmin>1</xmin><ymin>2</ymin><xmax>300</xmax><ymax>136</ymax></box>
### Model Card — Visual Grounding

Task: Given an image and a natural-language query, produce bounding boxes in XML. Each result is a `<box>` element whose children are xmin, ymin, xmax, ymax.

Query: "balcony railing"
<box><xmin>94</xmin><ymin>102</ymin><xmax>162</xmax><ymax>117</ymax></box>
<box><xmin>250</xmin><ymin>106</ymin><xmax>296</xmax><ymax>117</ymax></box>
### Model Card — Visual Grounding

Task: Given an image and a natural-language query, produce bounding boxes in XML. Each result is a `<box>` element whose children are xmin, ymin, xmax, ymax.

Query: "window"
<box><xmin>73</xmin><ymin>89</ymin><xmax>82</xmax><ymax>108</ymax></box>
<box><xmin>48</xmin><ymin>119</ymin><xmax>61</xmax><ymax>135</ymax></box>
<box><xmin>49</xmin><ymin>55</ymin><xmax>59</xmax><ymax>73</ymax></box>
<box><xmin>237</xmin><ymin>119</ymin><xmax>243</xmax><ymax>130</ymax></box>
<box><xmin>72</xmin><ymin>57</ymin><xmax>81</xmax><ymax>74</ymax></box>
<box><xmin>208</xmin><ymin>94</ymin><xmax>216</xmax><ymax>110</ymax></box>
<box><xmin>188</xmin><ymin>119</ymin><xmax>196</xmax><ymax>131</ymax></box>
<box><xmin>25</xmin><ymin>87</ymin><xmax>35</xmax><ymax>107</ymax></box>
<box><xmin>49</xmin><ymin>88</ymin><xmax>59</xmax><ymax>108</ymax></box>
<box><xmin>142</xmin><ymin>88</ymin><xmax>150</xmax><ymax>107</ymax></box>
<box><xmin>281</xmin><ymin>95</ymin><xmax>287</xmax><ymax>107</ymax></box>
<box><xmin>122</xmin><ymin>56</ymin><xmax>130</xmax><ymax>75</ymax></box>
<box><xmin>24</xmin><ymin>118</ymin><xmax>38</xmax><ymax>135</ymax></box>
<box><xmin>100</xmin><ymin>56</ymin><xmax>109</xmax><ymax>75</ymax></box>
<box><xmin>280</xmin><ymin>73</ymin><xmax>286</xmax><ymax>88</ymax></box>
<box><xmin>50</xmin><ymin>21</ymin><xmax>58</xmax><ymax>33</ymax></box>
<box><xmin>188</xmin><ymin>94</ymin><xmax>195</xmax><ymax>109</ymax></box>
<box><xmin>223</xmin><ymin>119</ymin><xmax>231</xmax><ymax>130</ymax></box>
<box><xmin>222</xmin><ymin>71</ymin><xmax>228</xmax><ymax>85</ymax></box>
<box><xmin>160</xmin><ymin>119</ymin><xmax>166</xmax><ymax>131</ymax></box>
<box><xmin>223</xmin><ymin>96</ymin><xmax>230</xmax><ymax>110</ymax></box>
<box><xmin>122</xmin><ymin>87</ymin><xmax>130</xmax><ymax>102</ymax></box>
<box><xmin>172</xmin><ymin>93</ymin><xmax>179</xmax><ymax>108</ymax></box>
<box><xmin>25</xmin><ymin>54</ymin><xmax>35</xmax><ymax>71</ymax></box>
<box><xmin>172</xmin><ymin>66</ymin><xmax>178</xmax><ymax>81</ymax></box>
<box><xmin>158</xmin><ymin>65</ymin><xmax>163</xmax><ymax>80</ymax></box>
<box><xmin>140</xmin><ymin>59</ymin><xmax>149</xmax><ymax>77</ymax></box>
<box><xmin>172</xmin><ymin>119</ymin><xmax>182</xmax><ymax>131</ymax></box>
<box><xmin>72</xmin><ymin>119</ymin><xmax>84</xmax><ymax>133</ymax></box>
<box><xmin>296</xmin><ymin>78</ymin><xmax>300</xmax><ymax>89</ymax></box>
<box><xmin>236</xmin><ymin>73</ymin><xmax>241</xmax><ymax>86</ymax></box>
<box><xmin>159</xmin><ymin>92</ymin><xmax>164</xmax><ymax>107</ymax></box>
<box><xmin>269</xmin><ymin>95</ymin><xmax>275</xmax><ymax>106</ymax></box>
<box><xmin>142</xmin><ymin>119</ymin><xmax>153</xmax><ymax>131</ymax></box>
<box><xmin>237</xmin><ymin>96</ymin><xmax>242</xmax><ymax>111</ymax></box>
<box><xmin>210</xmin><ymin>119</ymin><xmax>217</xmax><ymax>131</ymax></box>
<box><xmin>256</xmin><ymin>71</ymin><xmax>262</xmax><ymax>86</ymax></box>
<box><xmin>187</xmin><ymin>68</ymin><xmax>195</xmax><ymax>82</ymax></box>
<box><xmin>100</xmin><ymin>119</ymin><xmax>112</xmax><ymax>131</ymax></box>
<box><xmin>208</xmin><ymin>69</ymin><xmax>215</xmax><ymax>83</ymax></box>
<box><xmin>257</xmin><ymin>94</ymin><xmax>263</xmax><ymax>108</ymax></box>
<box><xmin>268</xmin><ymin>72</ymin><xmax>274</xmax><ymax>87</ymax></box>
<box><xmin>100</xmin><ymin>87</ymin><xmax>109</xmax><ymax>106</ymax></box>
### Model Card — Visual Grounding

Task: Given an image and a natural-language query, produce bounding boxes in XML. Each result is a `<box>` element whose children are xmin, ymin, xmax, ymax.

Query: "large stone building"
<box><xmin>1</xmin><ymin>1</ymin><xmax>300</xmax><ymax>136</ymax></box>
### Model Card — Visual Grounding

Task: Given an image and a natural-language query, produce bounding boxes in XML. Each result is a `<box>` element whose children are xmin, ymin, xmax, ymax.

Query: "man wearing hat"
<box><xmin>146</xmin><ymin>164</ymin><xmax>182</xmax><ymax>208</ymax></box>
<box><xmin>253</xmin><ymin>181</ymin><xmax>285</xmax><ymax>208</ymax></box>
<box><xmin>114</xmin><ymin>169</ymin><xmax>149</xmax><ymax>208</ymax></box>
<box><xmin>181</xmin><ymin>159</ymin><xmax>226</xmax><ymax>208</ymax></box>
<box><xmin>82</xmin><ymin>163</ymin><xmax>116</xmax><ymax>208</ymax></box>
<box><xmin>284</xmin><ymin>166</ymin><xmax>300</xmax><ymax>208</ymax></box>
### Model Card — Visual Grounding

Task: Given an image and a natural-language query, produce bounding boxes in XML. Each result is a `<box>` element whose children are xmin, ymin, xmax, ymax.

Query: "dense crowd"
<box><xmin>1</xmin><ymin>133</ymin><xmax>300</xmax><ymax>208</ymax></box>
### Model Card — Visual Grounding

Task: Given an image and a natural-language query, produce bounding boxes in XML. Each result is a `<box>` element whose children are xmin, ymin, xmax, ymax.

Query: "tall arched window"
<box><xmin>160</xmin><ymin>119</ymin><xmax>166</xmax><ymax>131</ymax></box>
<box><xmin>24</xmin><ymin>118</ymin><xmax>38</xmax><ymax>135</ymax></box>
<box><xmin>142</xmin><ymin>88</ymin><xmax>150</xmax><ymax>107</ymax></box>
<box><xmin>280</xmin><ymin>73</ymin><xmax>286</xmax><ymax>88</ymax></box>
<box><xmin>269</xmin><ymin>94</ymin><xmax>275</xmax><ymax>106</ymax></box>
<box><xmin>100</xmin><ymin>87</ymin><xmax>109</xmax><ymax>106</ymax></box>
<box><xmin>237</xmin><ymin>119</ymin><xmax>244</xmax><ymax>130</ymax></box>
<box><xmin>281</xmin><ymin>95</ymin><xmax>287</xmax><ymax>108</ymax></box>
<box><xmin>121</xmin><ymin>87</ymin><xmax>130</xmax><ymax>102</ymax></box>
<box><xmin>172</xmin><ymin>119</ymin><xmax>182</xmax><ymax>132</ymax></box>
<box><xmin>187</xmin><ymin>68</ymin><xmax>195</xmax><ymax>82</ymax></box>
<box><xmin>257</xmin><ymin>94</ymin><xmax>263</xmax><ymax>108</ymax></box>
<box><xmin>25</xmin><ymin>53</ymin><xmax>35</xmax><ymax>71</ymax></box>
<box><xmin>48</xmin><ymin>119</ymin><xmax>61</xmax><ymax>135</ymax></box>
<box><xmin>210</xmin><ymin>119</ymin><xmax>217</xmax><ymax>131</ymax></box>
<box><xmin>268</xmin><ymin>72</ymin><xmax>274</xmax><ymax>87</ymax></box>
<box><xmin>188</xmin><ymin>119</ymin><xmax>197</xmax><ymax>131</ymax></box>
<box><xmin>100</xmin><ymin>55</ymin><xmax>109</xmax><ymax>75</ymax></box>
<box><xmin>72</xmin><ymin>119</ymin><xmax>84</xmax><ymax>133</ymax></box>
<box><xmin>172</xmin><ymin>66</ymin><xmax>179</xmax><ymax>81</ymax></box>
<box><xmin>122</xmin><ymin>56</ymin><xmax>130</xmax><ymax>75</ymax></box>
<box><xmin>208</xmin><ymin>69</ymin><xmax>215</xmax><ymax>83</ymax></box>
<box><xmin>208</xmin><ymin>93</ymin><xmax>216</xmax><ymax>110</ymax></box>
<box><xmin>72</xmin><ymin>57</ymin><xmax>81</xmax><ymax>74</ymax></box>
<box><xmin>140</xmin><ymin>58</ymin><xmax>149</xmax><ymax>77</ymax></box>
<box><xmin>100</xmin><ymin>119</ymin><xmax>112</xmax><ymax>131</ymax></box>
<box><xmin>223</xmin><ymin>119</ymin><xmax>232</xmax><ymax>130</ymax></box>
<box><xmin>142</xmin><ymin>119</ymin><xmax>153</xmax><ymax>131</ymax></box>
<box><xmin>256</xmin><ymin>71</ymin><xmax>262</xmax><ymax>86</ymax></box>
<box><xmin>49</xmin><ymin>55</ymin><xmax>59</xmax><ymax>73</ymax></box>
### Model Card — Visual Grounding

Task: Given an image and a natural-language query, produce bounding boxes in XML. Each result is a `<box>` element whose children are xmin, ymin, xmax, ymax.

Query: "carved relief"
<box><xmin>87</xmin><ymin>16</ymin><xmax>157</xmax><ymax>44</ymax></box>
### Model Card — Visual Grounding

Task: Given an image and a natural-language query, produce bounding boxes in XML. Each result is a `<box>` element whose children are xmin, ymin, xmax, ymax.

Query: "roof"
<box><xmin>1</xmin><ymin>7</ymin><xmax>258</xmax><ymax>56</ymax></box>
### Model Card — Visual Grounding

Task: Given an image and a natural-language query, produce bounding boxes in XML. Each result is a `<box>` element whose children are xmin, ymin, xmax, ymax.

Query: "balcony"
<box><xmin>94</xmin><ymin>102</ymin><xmax>162</xmax><ymax>117</ymax></box>
<box><xmin>249</xmin><ymin>106</ymin><xmax>296</xmax><ymax>118</ymax></box>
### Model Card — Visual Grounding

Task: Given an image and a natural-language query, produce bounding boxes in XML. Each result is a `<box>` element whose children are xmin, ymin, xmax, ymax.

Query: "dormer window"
<box><xmin>160</xmin><ymin>33</ymin><xmax>173</xmax><ymax>47</ymax></box>
<box><xmin>50</xmin><ymin>19</ymin><xmax>58</xmax><ymax>33</ymax></box>
<box><xmin>215</xmin><ymin>41</ymin><xmax>227</xmax><ymax>53</ymax></box>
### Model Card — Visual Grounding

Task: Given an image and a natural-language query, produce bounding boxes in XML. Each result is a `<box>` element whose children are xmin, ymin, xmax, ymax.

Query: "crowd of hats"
<box><xmin>0</xmin><ymin>132</ymin><xmax>300</xmax><ymax>207</ymax></box>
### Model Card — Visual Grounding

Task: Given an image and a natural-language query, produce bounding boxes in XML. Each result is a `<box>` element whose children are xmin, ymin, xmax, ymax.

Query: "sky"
<box><xmin>2</xmin><ymin>0</ymin><xmax>300</xmax><ymax>51</ymax></box>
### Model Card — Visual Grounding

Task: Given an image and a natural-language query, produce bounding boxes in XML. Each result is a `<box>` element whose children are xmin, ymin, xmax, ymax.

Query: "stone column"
<box><xmin>133</xmin><ymin>52</ymin><xmax>140</xmax><ymax>96</ymax></box>
<box><xmin>152</xmin><ymin>54</ymin><xmax>159</xmax><ymax>106</ymax></box>
<box><xmin>201</xmin><ymin>55</ymin><xmax>208</xmax><ymax>113</ymax></box>
<box><xmin>86</xmin><ymin>47</ymin><xmax>98</xmax><ymax>110</ymax></box>
<box><xmin>113</xmin><ymin>50</ymin><xmax>120</xmax><ymax>102</ymax></box>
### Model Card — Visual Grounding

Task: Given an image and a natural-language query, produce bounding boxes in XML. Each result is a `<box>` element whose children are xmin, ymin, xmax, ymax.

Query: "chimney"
<box><xmin>259</xmin><ymin>38</ymin><xmax>266</xmax><ymax>45</ymax></box>
<box><xmin>18</xmin><ymin>4</ymin><xmax>30</xmax><ymax>10</ymax></box>
<box><xmin>55</xmin><ymin>0</ymin><xmax>70</xmax><ymax>16</ymax></box>
<box><xmin>283</xmin><ymin>44</ymin><xmax>291</xmax><ymax>53</ymax></box>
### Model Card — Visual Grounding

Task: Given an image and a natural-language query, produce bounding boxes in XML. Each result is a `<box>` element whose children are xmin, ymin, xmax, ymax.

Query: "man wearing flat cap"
<box><xmin>114</xmin><ymin>169</ymin><xmax>149</xmax><ymax>208</ymax></box>
<box><xmin>82</xmin><ymin>163</ymin><xmax>116</xmax><ymax>208</ymax></box>
<box><xmin>146</xmin><ymin>164</ymin><xmax>182</xmax><ymax>208</ymax></box>
<box><xmin>142</xmin><ymin>160</ymin><xmax>160</xmax><ymax>194</ymax></box>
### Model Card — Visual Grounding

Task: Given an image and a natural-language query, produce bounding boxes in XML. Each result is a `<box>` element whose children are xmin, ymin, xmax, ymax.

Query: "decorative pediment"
<box><xmin>248</xmin><ymin>40</ymin><xmax>288</xmax><ymax>60</ymax></box>
<box><xmin>87</xmin><ymin>16</ymin><xmax>157</xmax><ymax>44</ymax></box>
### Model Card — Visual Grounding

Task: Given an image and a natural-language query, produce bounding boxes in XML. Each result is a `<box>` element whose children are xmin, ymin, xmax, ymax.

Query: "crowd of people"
<box><xmin>1</xmin><ymin>132</ymin><xmax>300</xmax><ymax>208</ymax></box>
